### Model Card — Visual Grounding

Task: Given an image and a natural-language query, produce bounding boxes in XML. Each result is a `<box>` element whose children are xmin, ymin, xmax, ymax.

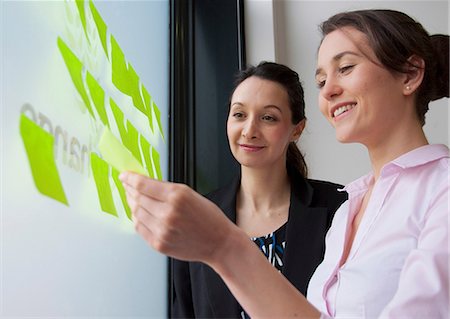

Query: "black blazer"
<box><xmin>171</xmin><ymin>171</ymin><xmax>347</xmax><ymax>318</ymax></box>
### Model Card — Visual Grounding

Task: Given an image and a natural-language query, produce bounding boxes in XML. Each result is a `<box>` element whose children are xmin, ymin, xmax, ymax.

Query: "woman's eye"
<box><xmin>232</xmin><ymin>112</ymin><xmax>245</xmax><ymax>119</ymax></box>
<box><xmin>317</xmin><ymin>80</ymin><xmax>326</xmax><ymax>89</ymax></box>
<box><xmin>339</xmin><ymin>65</ymin><xmax>354</xmax><ymax>74</ymax></box>
<box><xmin>262</xmin><ymin>115</ymin><xmax>276</xmax><ymax>122</ymax></box>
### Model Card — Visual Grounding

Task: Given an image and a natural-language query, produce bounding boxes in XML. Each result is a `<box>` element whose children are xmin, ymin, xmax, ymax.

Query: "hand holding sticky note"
<box><xmin>98</xmin><ymin>127</ymin><xmax>148</xmax><ymax>176</ymax></box>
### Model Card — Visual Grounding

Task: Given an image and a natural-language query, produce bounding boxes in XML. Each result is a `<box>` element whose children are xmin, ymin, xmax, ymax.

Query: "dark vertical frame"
<box><xmin>169</xmin><ymin>0</ymin><xmax>195</xmax><ymax>186</ymax></box>
<box><xmin>169</xmin><ymin>0</ymin><xmax>245</xmax><ymax>189</ymax></box>
<box><xmin>169</xmin><ymin>0</ymin><xmax>245</xmax><ymax>316</ymax></box>
<box><xmin>168</xmin><ymin>1</ymin><xmax>193</xmax><ymax>316</ymax></box>
<box><xmin>193</xmin><ymin>0</ymin><xmax>246</xmax><ymax>194</ymax></box>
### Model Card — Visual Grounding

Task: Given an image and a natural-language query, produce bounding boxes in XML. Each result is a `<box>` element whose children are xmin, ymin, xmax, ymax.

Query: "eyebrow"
<box><xmin>264</xmin><ymin>105</ymin><xmax>283</xmax><ymax>113</ymax></box>
<box><xmin>315</xmin><ymin>51</ymin><xmax>361</xmax><ymax>76</ymax></box>
<box><xmin>230</xmin><ymin>102</ymin><xmax>283</xmax><ymax>113</ymax></box>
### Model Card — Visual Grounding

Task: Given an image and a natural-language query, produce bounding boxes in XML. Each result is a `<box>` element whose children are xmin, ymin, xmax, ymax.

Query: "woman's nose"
<box><xmin>242</xmin><ymin>118</ymin><xmax>258</xmax><ymax>139</ymax></box>
<box><xmin>321</xmin><ymin>77</ymin><xmax>343</xmax><ymax>101</ymax></box>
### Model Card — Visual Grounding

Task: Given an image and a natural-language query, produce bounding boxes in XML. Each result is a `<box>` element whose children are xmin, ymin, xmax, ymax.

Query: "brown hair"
<box><xmin>320</xmin><ymin>9</ymin><xmax>449</xmax><ymax>126</ymax></box>
<box><xmin>230</xmin><ymin>61</ymin><xmax>308</xmax><ymax>177</ymax></box>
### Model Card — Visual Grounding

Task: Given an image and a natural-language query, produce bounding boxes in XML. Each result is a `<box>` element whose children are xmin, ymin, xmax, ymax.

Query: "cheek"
<box><xmin>269</xmin><ymin>126</ymin><xmax>294</xmax><ymax>145</ymax></box>
<box><xmin>226</xmin><ymin>123</ymin><xmax>235</xmax><ymax>154</ymax></box>
<box><xmin>355</xmin><ymin>76</ymin><xmax>371</xmax><ymax>94</ymax></box>
<box><xmin>318</xmin><ymin>97</ymin><xmax>329</xmax><ymax>118</ymax></box>
<box><xmin>226</xmin><ymin>115</ymin><xmax>232</xmax><ymax>133</ymax></box>
<box><xmin>226</xmin><ymin>120</ymin><xmax>238</xmax><ymax>141</ymax></box>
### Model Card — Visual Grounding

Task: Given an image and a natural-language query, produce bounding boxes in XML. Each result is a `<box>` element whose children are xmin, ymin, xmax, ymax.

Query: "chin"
<box><xmin>335</xmin><ymin>133</ymin><xmax>355</xmax><ymax>144</ymax></box>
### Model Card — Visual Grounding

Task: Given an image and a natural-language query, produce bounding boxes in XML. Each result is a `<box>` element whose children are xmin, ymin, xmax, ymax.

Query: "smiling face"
<box><xmin>227</xmin><ymin>76</ymin><xmax>303</xmax><ymax>170</ymax></box>
<box><xmin>316</xmin><ymin>27</ymin><xmax>410</xmax><ymax>147</ymax></box>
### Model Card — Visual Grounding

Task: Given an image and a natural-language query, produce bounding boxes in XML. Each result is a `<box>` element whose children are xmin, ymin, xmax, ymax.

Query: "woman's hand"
<box><xmin>119</xmin><ymin>172</ymin><xmax>237</xmax><ymax>264</ymax></box>
<box><xmin>120</xmin><ymin>172</ymin><xmax>320</xmax><ymax>318</ymax></box>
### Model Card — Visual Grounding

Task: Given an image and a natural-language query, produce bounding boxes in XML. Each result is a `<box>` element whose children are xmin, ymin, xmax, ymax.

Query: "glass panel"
<box><xmin>1</xmin><ymin>0</ymin><xmax>169</xmax><ymax>317</ymax></box>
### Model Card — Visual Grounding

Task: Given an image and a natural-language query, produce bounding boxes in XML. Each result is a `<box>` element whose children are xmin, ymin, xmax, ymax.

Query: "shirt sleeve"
<box><xmin>379</xmin><ymin>180</ymin><xmax>449</xmax><ymax>318</ymax></box>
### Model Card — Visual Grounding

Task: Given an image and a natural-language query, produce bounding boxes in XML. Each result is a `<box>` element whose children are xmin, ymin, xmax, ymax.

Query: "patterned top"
<box><xmin>240</xmin><ymin>223</ymin><xmax>287</xmax><ymax>319</ymax></box>
<box><xmin>251</xmin><ymin>222</ymin><xmax>287</xmax><ymax>271</ymax></box>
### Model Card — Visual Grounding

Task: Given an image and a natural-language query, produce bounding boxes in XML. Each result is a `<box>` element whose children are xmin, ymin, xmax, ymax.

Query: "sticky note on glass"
<box><xmin>98</xmin><ymin>127</ymin><xmax>147</xmax><ymax>176</ymax></box>
<box><xmin>19</xmin><ymin>114</ymin><xmax>68</xmax><ymax>205</ymax></box>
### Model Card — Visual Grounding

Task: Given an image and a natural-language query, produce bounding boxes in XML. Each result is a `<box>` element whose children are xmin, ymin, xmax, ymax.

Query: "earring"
<box><xmin>406</xmin><ymin>85</ymin><xmax>411</xmax><ymax>90</ymax></box>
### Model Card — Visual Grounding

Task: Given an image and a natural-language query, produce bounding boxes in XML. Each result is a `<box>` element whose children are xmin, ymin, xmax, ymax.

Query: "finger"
<box><xmin>128</xmin><ymin>192</ymin><xmax>162</xmax><ymax>250</ymax></box>
<box><xmin>124</xmin><ymin>185</ymin><xmax>139</xmax><ymax>214</ymax></box>
<box><xmin>124</xmin><ymin>183</ymin><xmax>141</xmax><ymax>203</ymax></box>
<box><xmin>120</xmin><ymin>171</ymin><xmax>169</xmax><ymax>201</ymax></box>
<box><xmin>119</xmin><ymin>171</ymin><xmax>162</xmax><ymax>191</ymax></box>
<box><xmin>131</xmin><ymin>202</ymin><xmax>177</xmax><ymax>255</ymax></box>
<box><xmin>132</xmin><ymin>203</ymin><xmax>158</xmax><ymax>231</ymax></box>
<box><xmin>130</xmin><ymin>184</ymin><xmax>179</xmax><ymax>228</ymax></box>
<box><xmin>133</xmin><ymin>213</ymin><xmax>156</xmax><ymax>249</ymax></box>
<box><xmin>124</xmin><ymin>183</ymin><xmax>168</xmax><ymax>220</ymax></box>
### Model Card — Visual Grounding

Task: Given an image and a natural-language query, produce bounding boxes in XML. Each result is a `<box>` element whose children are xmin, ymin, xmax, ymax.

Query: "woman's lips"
<box><xmin>331</xmin><ymin>103</ymin><xmax>356</xmax><ymax>121</ymax></box>
<box><xmin>239</xmin><ymin>144</ymin><xmax>265</xmax><ymax>152</ymax></box>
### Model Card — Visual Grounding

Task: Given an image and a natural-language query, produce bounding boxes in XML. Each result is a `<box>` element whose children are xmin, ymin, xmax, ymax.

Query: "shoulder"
<box><xmin>204</xmin><ymin>176</ymin><xmax>239</xmax><ymax>202</ymax></box>
<box><xmin>434</xmin><ymin>154</ymin><xmax>449</xmax><ymax>173</ymax></box>
<box><xmin>307</xmin><ymin>178</ymin><xmax>344</xmax><ymax>192</ymax></box>
<box><xmin>306</xmin><ymin>178</ymin><xmax>348</xmax><ymax>207</ymax></box>
<box><xmin>306</xmin><ymin>178</ymin><xmax>346</xmax><ymax>197</ymax></box>
<box><xmin>203</xmin><ymin>175</ymin><xmax>240</xmax><ymax>217</ymax></box>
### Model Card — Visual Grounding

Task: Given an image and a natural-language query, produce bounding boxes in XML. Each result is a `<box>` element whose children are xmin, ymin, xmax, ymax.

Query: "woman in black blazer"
<box><xmin>171</xmin><ymin>62</ymin><xmax>347</xmax><ymax>318</ymax></box>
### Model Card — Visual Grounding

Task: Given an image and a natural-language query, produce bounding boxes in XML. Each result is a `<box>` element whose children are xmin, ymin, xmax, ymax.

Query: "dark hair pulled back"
<box><xmin>230</xmin><ymin>61</ymin><xmax>308</xmax><ymax>177</ymax></box>
<box><xmin>320</xmin><ymin>9</ymin><xmax>449</xmax><ymax>126</ymax></box>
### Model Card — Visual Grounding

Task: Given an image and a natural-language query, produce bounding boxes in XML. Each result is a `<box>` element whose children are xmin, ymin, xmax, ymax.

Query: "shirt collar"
<box><xmin>390</xmin><ymin>144</ymin><xmax>449</xmax><ymax>169</ymax></box>
<box><xmin>343</xmin><ymin>144</ymin><xmax>449</xmax><ymax>194</ymax></box>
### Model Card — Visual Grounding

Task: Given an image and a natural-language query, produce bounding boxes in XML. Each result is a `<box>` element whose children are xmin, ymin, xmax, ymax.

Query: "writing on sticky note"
<box><xmin>98</xmin><ymin>127</ymin><xmax>148</xmax><ymax>176</ymax></box>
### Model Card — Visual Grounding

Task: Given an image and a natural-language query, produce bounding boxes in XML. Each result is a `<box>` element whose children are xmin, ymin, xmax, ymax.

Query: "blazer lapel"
<box><xmin>282</xmin><ymin>177</ymin><xmax>330</xmax><ymax>296</ymax></box>
<box><xmin>202</xmin><ymin>176</ymin><xmax>241</xmax><ymax>317</ymax></box>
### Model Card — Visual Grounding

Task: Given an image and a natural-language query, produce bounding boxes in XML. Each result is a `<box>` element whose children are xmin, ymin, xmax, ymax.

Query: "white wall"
<box><xmin>245</xmin><ymin>0</ymin><xmax>449</xmax><ymax>184</ymax></box>
<box><xmin>244</xmin><ymin>0</ymin><xmax>277</xmax><ymax>63</ymax></box>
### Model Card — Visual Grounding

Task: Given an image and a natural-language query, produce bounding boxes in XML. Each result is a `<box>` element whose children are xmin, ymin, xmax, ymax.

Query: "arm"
<box><xmin>120</xmin><ymin>172</ymin><xmax>321</xmax><ymax>318</ymax></box>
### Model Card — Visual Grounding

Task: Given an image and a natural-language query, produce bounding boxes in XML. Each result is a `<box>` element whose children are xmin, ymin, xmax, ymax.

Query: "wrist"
<box><xmin>207</xmin><ymin>225</ymin><xmax>254</xmax><ymax>279</ymax></box>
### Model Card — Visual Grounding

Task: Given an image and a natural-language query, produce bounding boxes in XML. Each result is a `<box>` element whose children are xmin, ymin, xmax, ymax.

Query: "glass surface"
<box><xmin>1</xmin><ymin>0</ymin><xmax>169</xmax><ymax>317</ymax></box>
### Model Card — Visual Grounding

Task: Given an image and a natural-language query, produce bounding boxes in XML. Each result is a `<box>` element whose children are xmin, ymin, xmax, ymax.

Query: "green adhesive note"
<box><xmin>152</xmin><ymin>100</ymin><xmax>164</xmax><ymax>141</ymax></box>
<box><xmin>57</xmin><ymin>37</ymin><xmax>95</xmax><ymax>119</ymax></box>
<box><xmin>98</xmin><ymin>127</ymin><xmax>147</xmax><ymax>176</ymax></box>
<box><xmin>111</xmin><ymin>35</ymin><xmax>146</xmax><ymax>113</ymax></box>
<box><xmin>109</xmin><ymin>98</ymin><xmax>142</xmax><ymax>164</ymax></box>
<box><xmin>75</xmin><ymin>0</ymin><xmax>89</xmax><ymax>44</ymax></box>
<box><xmin>152</xmin><ymin>146</ymin><xmax>162</xmax><ymax>180</ymax></box>
<box><xmin>89</xmin><ymin>0</ymin><xmax>108</xmax><ymax>59</ymax></box>
<box><xmin>90</xmin><ymin>153</ymin><xmax>118</xmax><ymax>217</ymax></box>
<box><xmin>19</xmin><ymin>114</ymin><xmax>68</xmax><ymax>205</ymax></box>
<box><xmin>141</xmin><ymin>86</ymin><xmax>154</xmax><ymax>133</ymax></box>
<box><xmin>111</xmin><ymin>168</ymin><xmax>132</xmax><ymax>220</ymax></box>
<box><xmin>139</xmin><ymin>136</ymin><xmax>155</xmax><ymax>178</ymax></box>
<box><xmin>86</xmin><ymin>71</ymin><xmax>110</xmax><ymax>128</ymax></box>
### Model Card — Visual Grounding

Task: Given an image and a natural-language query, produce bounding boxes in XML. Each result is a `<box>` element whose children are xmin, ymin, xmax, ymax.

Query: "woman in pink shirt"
<box><xmin>120</xmin><ymin>9</ymin><xmax>449</xmax><ymax>319</ymax></box>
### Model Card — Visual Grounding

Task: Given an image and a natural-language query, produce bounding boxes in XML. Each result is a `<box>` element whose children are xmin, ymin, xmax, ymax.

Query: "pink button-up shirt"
<box><xmin>307</xmin><ymin>144</ymin><xmax>449</xmax><ymax>318</ymax></box>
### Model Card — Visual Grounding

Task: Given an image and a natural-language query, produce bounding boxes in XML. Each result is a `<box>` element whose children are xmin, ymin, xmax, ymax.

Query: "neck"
<box><xmin>367</xmin><ymin>124</ymin><xmax>428</xmax><ymax>180</ymax></box>
<box><xmin>239</xmin><ymin>164</ymin><xmax>291</xmax><ymax>213</ymax></box>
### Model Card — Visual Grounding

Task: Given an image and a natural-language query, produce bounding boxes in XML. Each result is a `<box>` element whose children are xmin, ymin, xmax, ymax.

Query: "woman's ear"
<box><xmin>403</xmin><ymin>55</ymin><xmax>425</xmax><ymax>96</ymax></box>
<box><xmin>291</xmin><ymin>119</ymin><xmax>306</xmax><ymax>142</ymax></box>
